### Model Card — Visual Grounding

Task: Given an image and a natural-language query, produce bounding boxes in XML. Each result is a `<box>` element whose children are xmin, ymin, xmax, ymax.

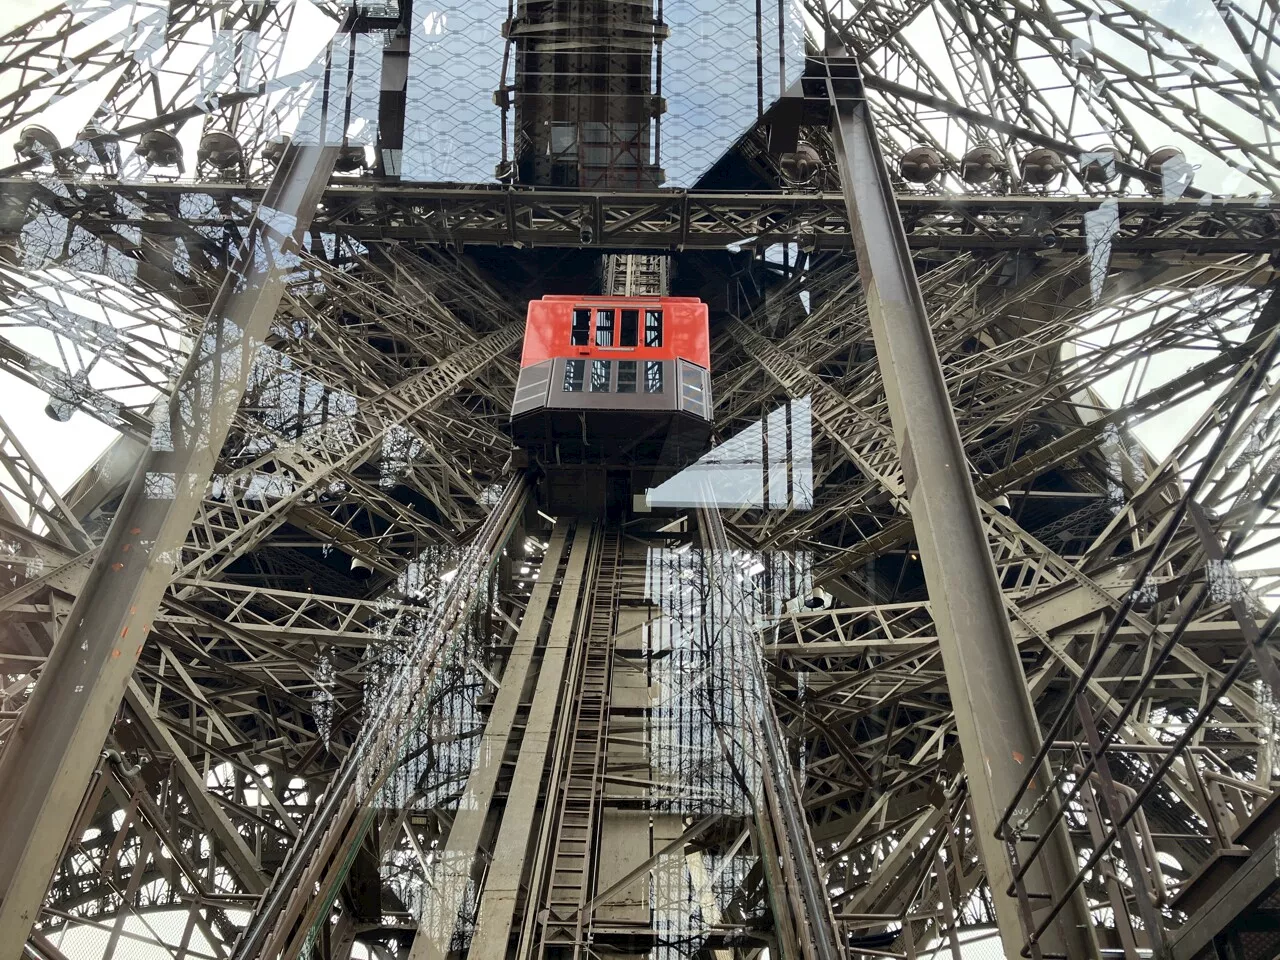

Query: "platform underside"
<box><xmin>511</xmin><ymin>407</ymin><xmax>712</xmax><ymax>467</ymax></box>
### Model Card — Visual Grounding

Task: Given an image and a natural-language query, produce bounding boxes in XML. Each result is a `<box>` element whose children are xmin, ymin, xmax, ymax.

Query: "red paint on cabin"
<box><xmin>520</xmin><ymin>295</ymin><xmax>710</xmax><ymax>371</ymax></box>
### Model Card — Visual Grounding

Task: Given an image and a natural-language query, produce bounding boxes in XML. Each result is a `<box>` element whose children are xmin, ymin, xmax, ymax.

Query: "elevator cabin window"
<box><xmin>571</xmin><ymin>309</ymin><xmax>590</xmax><ymax>346</ymax></box>
<box><xmin>645</xmin><ymin>360</ymin><xmax>663</xmax><ymax>393</ymax></box>
<box><xmin>620</xmin><ymin>309</ymin><xmax>639</xmax><ymax>347</ymax></box>
<box><xmin>591</xmin><ymin>360</ymin><xmax>611</xmax><ymax>392</ymax></box>
<box><xmin>617</xmin><ymin>360</ymin><xmax>637</xmax><ymax>393</ymax></box>
<box><xmin>645</xmin><ymin>309</ymin><xmax>662</xmax><ymax>347</ymax></box>
<box><xmin>564</xmin><ymin>359</ymin><xmax>585</xmax><ymax>392</ymax></box>
<box><xmin>595</xmin><ymin>309</ymin><xmax>614</xmax><ymax>346</ymax></box>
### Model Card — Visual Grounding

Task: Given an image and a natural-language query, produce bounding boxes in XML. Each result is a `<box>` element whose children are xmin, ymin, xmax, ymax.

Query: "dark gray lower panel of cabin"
<box><xmin>510</xmin><ymin>358</ymin><xmax>713</xmax><ymax>468</ymax></box>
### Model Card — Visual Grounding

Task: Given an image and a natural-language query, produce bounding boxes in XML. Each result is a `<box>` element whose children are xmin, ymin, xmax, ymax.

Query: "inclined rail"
<box><xmin>231</xmin><ymin>475</ymin><xmax>531</xmax><ymax>960</ymax></box>
<box><xmin>234</xmin><ymin>493</ymin><xmax>844</xmax><ymax>958</ymax></box>
<box><xmin>534</xmin><ymin>527</ymin><xmax>621</xmax><ymax>956</ymax></box>
<box><xmin>698</xmin><ymin>504</ymin><xmax>845</xmax><ymax>960</ymax></box>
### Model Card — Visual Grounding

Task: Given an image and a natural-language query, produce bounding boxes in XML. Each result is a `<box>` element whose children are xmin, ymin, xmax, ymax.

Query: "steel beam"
<box><xmin>121</xmin><ymin>682</ymin><xmax>266</xmax><ymax>895</ymax></box>
<box><xmin>406</xmin><ymin>524</ymin><xmax>570</xmax><ymax>960</ymax></box>
<box><xmin>1169</xmin><ymin>827</ymin><xmax>1280</xmax><ymax>960</ymax></box>
<box><xmin>466</xmin><ymin>523</ymin><xmax>595</xmax><ymax>959</ymax></box>
<box><xmin>0</xmin><ymin>143</ymin><xmax>338</xmax><ymax>955</ymax></box>
<box><xmin>0</xmin><ymin>412</ymin><xmax>91</xmax><ymax>554</ymax></box>
<box><xmin>822</xmin><ymin>54</ymin><xmax>1100</xmax><ymax>958</ymax></box>
<box><xmin>5</xmin><ymin>177</ymin><xmax>1280</xmax><ymax>253</ymax></box>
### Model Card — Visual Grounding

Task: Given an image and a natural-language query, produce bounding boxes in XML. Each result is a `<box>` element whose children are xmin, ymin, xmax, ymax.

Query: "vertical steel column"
<box><xmin>0</xmin><ymin>143</ymin><xmax>338</xmax><ymax>956</ymax></box>
<box><xmin>821</xmin><ymin>55</ymin><xmax>1100</xmax><ymax>959</ymax></box>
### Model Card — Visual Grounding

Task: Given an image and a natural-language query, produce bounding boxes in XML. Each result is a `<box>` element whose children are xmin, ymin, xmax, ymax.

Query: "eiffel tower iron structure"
<box><xmin>2</xmin><ymin>1</ymin><xmax>1280</xmax><ymax>959</ymax></box>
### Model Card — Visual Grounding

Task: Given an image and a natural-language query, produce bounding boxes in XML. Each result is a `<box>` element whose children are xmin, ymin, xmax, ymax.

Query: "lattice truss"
<box><xmin>0</xmin><ymin>0</ymin><xmax>1278</xmax><ymax>958</ymax></box>
<box><xmin>734</xmin><ymin>258</ymin><xmax>1280</xmax><ymax>953</ymax></box>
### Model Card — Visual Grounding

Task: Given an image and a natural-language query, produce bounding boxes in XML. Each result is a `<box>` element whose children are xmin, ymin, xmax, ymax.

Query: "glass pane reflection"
<box><xmin>398</xmin><ymin>1</ymin><xmax>806</xmax><ymax>186</ymax></box>
<box><xmin>648</xmin><ymin>397</ymin><xmax>813</xmax><ymax>510</ymax></box>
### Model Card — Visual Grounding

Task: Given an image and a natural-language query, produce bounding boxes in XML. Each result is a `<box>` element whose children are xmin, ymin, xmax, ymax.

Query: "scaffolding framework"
<box><xmin>2</xmin><ymin>2</ymin><xmax>1280</xmax><ymax>959</ymax></box>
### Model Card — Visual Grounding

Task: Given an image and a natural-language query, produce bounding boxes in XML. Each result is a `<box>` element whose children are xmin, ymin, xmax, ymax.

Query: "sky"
<box><xmin>2</xmin><ymin>0</ymin><xmax>121</xmax><ymax>497</ymax></box>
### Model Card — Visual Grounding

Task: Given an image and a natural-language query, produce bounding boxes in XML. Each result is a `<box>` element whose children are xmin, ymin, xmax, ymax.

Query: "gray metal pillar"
<box><xmin>821</xmin><ymin>55</ymin><xmax>1100</xmax><ymax>959</ymax></box>
<box><xmin>0</xmin><ymin>143</ymin><xmax>338</xmax><ymax>955</ymax></box>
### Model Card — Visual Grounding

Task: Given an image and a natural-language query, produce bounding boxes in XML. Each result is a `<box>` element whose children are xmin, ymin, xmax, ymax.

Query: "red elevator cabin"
<box><xmin>510</xmin><ymin>295</ymin><xmax>714</xmax><ymax>515</ymax></box>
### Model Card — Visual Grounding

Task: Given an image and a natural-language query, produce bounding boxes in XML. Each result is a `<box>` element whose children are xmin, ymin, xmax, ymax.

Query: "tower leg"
<box><xmin>0</xmin><ymin>144</ymin><xmax>339</xmax><ymax>957</ymax></box>
<box><xmin>822</xmin><ymin>53</ymin><xmax>1101</xmax><ymax>960</ymax></box>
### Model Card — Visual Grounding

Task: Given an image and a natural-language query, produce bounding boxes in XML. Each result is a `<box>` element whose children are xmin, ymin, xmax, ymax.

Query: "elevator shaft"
<box><xmin>405</xmin><ymin>513</ymin><xmax>834</xmax><ymax>960</ymax></box>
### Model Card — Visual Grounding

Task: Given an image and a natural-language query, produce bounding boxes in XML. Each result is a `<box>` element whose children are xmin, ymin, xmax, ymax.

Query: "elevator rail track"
<box><xmin>697</xmin><ymin>505</ymin><xmax>844</xmax><ymax>960</ymax></box>
<box><xmin>535</xmin><ymin>527</ymin><xmax>621</xmax><ymax>956</ymax></box>
<box><xmin>232</xmin><ymin>475</ymin><xmax>530</xmax><ymax>960</ymax></box>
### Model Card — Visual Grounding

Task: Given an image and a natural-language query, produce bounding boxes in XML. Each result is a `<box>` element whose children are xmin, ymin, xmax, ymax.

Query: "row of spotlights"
<box><xmin>898</xmin><ymin>144</ymin><xmax>1191</xmax><ymax>190</ymax></box>
<box><xmin>19</xmin><ymin>126</ymin><xmax>1187</xmax><ymax>191</ymax></box>
<box><xmin>14</xmin><ymin>127</ymin><xmax>368</xmax><ymax>175</ymax></box>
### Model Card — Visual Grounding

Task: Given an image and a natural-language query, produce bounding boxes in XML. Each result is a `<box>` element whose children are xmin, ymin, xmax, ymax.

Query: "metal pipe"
<box><xmin>100</xmin><ymin>748</ymin><xmax>142</xmax><ymax>779</ymax></box>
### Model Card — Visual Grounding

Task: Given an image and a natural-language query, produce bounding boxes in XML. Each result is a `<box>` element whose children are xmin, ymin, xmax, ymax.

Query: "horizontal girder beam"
<box><xmin>5</xmin><ymin>179</ymin><xmax>1278</xmax><ymax>254</ymax></box>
